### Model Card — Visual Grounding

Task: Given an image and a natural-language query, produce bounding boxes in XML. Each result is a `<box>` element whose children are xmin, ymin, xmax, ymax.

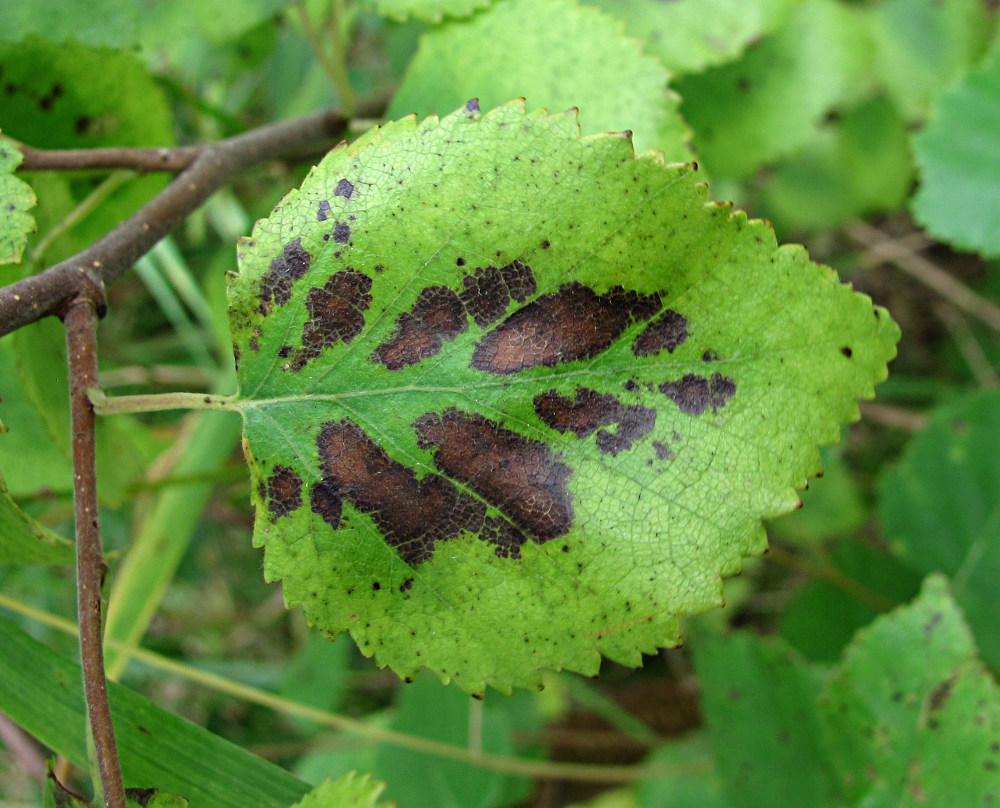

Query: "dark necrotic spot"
<box><xmin>540</xmin><ymin>239</ymin><xmax>550</xmax><ymax>249</ymax></box>
<box><xmin>652</xmin><ymin>440</ymin><xmax>674</xmax><ymax>461</ymax></box>
<box><xmin>372</xmin><ymin>581</ymin><xmax>381</xmax><ymax>591</ymax></box>
<box><xmin>316</xmin><ymin>419</ymin><xmax>485</xmax><ymax>566</ymax></box>
<box><xmin>233</xmin><ymin>344</ymin><xmax>240</xmax><ymax>370</ymax></box>
<box><xmin>335</xmin><ymin>178</ymin><xmax>354</xmax><ymax>199</ymax></box>
<box><xmin>471</xmin><ymin>282</ymin><xmax>660</xmax><ymax>375</ymax></box>
<box><xmin>266</xmin><ymin>464</ymin><xmax>303</xmax><ymax>521</ymax></box>
<box><xmin>465</xmin><ymin>98</ymin><xmax>481</xmax><ymax>114</ymax></box>
<box><xmin>459</xmin><ymin>260</ymin><xmax>537</xmax><ymax>328</ymax></box>
<box><xmin>400</xmin><ymin>577</ymin><xmax>414</xmax><ymax>592</ymax></box>
<box><xmin>456</xmin><ymin>256</ymin><xmax>466</xmax><ymax>266</ymax></box>
<box><xmin>413</xmin><ymin>408</ymin><xmax>573</xmax><ymax>541</ymax></box>
<box><xmin>533</xmin><ymin>387</ymin><xmax>656</xmax><ymax>456</ymax></box>
<box><xmin>288</xmin><ymin>269</ymin><xmax>373</xmax><ymax>370</ymax></box>
<box><xmin>310</xmin><ymin>480</ymin><xmax>343</xmax><ymax>528</ymax></box>
<box><xmin>481</xmin><ymin>517</ymin><xmax>529</xmax><ymax>559</ymax></box>
<box><xmin>259</xmin><ymin>238</ymin><xmax>311</xmax><ymax>314</ymax></box>
<box><xmin>317</xmin><ymin>199</ymin><xmax>332</xmax><ymax>221</ymax></box>
<box><xmin>373</xmin><ymin>285</ymin><xmax>467</xmax><ymax>370</ymax></box>
<box><xmin>333</xmin><ymin>222</ymin><xmax>351</xmax><ymax>243</ymax></box>
<box><xmin>632</xmin><ymin>309</ymin><xmax>688</xmax><ymax>356</ymax></box>
<box><xmin>702</xmin><ymin>350</ymin><xmax>720</xmax><ymax>362</ymax></box>
<box><xmin>658</xmin><ymin>371</ymin><xmax>736</xmax><ymax>416</ymax></box>
<box><xmin>841</xmin><ymin>346</ymin><xmax>853</xmax><ymax>358</ymax></box>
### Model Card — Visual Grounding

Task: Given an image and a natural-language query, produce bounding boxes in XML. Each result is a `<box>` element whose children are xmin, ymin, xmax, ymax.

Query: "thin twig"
<box><xmin>65</xmin><ymin>299</ymin><xmax>126</xmax><ymax>808</ymax></box>
<box><xmin>0</xmin><ymin>100</ymin><xmax>385</xmax><ymax>339</ymax></box>
<box><xmin>848</xmin><ymin>220</ymin><xmax>1000</xmax><ymax>333</ymax></box>
<box><xmin>17</xmin><ymin>144</ymin><xmax>202</xmax><ymax>173</ymax></box>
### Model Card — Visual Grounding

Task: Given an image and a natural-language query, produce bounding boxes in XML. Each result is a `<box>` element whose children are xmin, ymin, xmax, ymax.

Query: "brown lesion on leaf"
<box><xmin>317</xmin><ymin>200</ymin><xmax>332</xmax><ymax>221</ymax></box>
<box><xmin>315</xmin><ymin>419</ymin><xmax>486</xmax><ymax>566</ymax></box>
<box><xmin>459</xmin><ymin>260</ymin><xmax>537</xmax><ymax>328</ymax></box>
<box><xmin>334</xmin><ymin>178</ymin><xmax>355</xmax><ymax>199</ymax></box>
<box><xmin>414</xmin><ymin>408</ymin><xmax>574</xmax><ymax>546</ymax></box>
<box><xmin>658</xmin><ymin>371</ymin><xmax>736</xmax><ymax>416</ymax></box>
<box><xmin>632</xmin><ymin>309</ymin><xmax>688</xmax><ymax>357</ymax></box>
<box><xmin>534</xmin><ymin>387</ymin><xmax>656</xmax><ymax>456</ymax></box>
<box><xmin>333</xmin><ymin>222</ymin><xmax>351</xmax><ymax>243</ymax></box>
<box><xmin>310</xmin><ymin>480</ymin><xmax>343</xmax><ymax>528</ymax></box>
<box><xmin>372</xmin><ymin>285</ymin><xmax>468</xmax><ymax>370</ymax></box>
<box><xmin>286</xmin><ymin>268</ymin><xmax>373</xmax><ymax>370</ymax></box>
<box><xmin>471</xmin><ymin>282</ymin><xmax>661</xmax><ymax>375</ymax></box>
<box><xmin>258</xmin><ymin>238</ymin><xmax>311</xmax><ymax>315</ymax></box>
<box><xmin>266</xmin><ymin>464</ymin><xmax>303</xmax><ymax>522</ymax></box>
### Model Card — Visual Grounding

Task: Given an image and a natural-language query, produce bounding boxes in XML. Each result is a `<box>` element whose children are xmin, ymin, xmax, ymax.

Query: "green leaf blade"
<box><xmin>911</xmin><ymin>43</ymin><xmax>1000</xmax><ymax>257</ymax></box>
<box><xmin>387</xmin><ymin>0</ymin><xmax>691</xmax><ymax>159</ymax></box>
<box><xmin>819</xmin><ymin>575</ymin><xmax>1000</xmax><ymax>807</ymax></box>
<box><xmin>0</xmin><ymin>137</ymin><xmax>37</xmax><ymax>265</ymax></box>
<box><xmin>229</xmin><ymin>100</ymin><xmax>898</xmax><ymax>692</ymax></box>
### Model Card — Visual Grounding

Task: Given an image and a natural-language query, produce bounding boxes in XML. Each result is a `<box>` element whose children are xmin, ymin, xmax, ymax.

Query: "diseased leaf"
<box><xmin>369</xmin><ymin>0</ymin><xmax>491</xmax><ymax>23</ymax></box>
<box><xmin>819</xmin><ymin>575</ymin><xmax>1000</xmax><ymax>807</ymax></box>
<box><xmin>388</xmin><ymin>0</ymin><xmax>691</xmax><ymax>159</ymax></box>
<box><xmin>879</xmin><ymin>389</ymin><xmax>1000</xmax><ymax>669</ymax></box>
<box><xmin>0</xmin><ymin>136</ymin><xmax>37</xmax><ymax>265</ymax></box>
<box><xmin>585</xmin><ymin>0</ymin><xmax>802</xmax><ymax>75</ymax></box>
<box><xmin>228</xmin><ymin>100</ymin><xmax>898</xmax><ymax>693</ymax></box>
<box><xmin>912</xmin><ymin>42</ymin><xmax>1000</xmax><ymax>257</ymax></box>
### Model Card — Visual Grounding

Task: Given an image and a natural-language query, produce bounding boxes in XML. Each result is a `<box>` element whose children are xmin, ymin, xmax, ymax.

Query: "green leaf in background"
<box><xmin>388</xmin><ymin>0</ymin><xmax>691</xmax><ymax>159</ymax></box>
<box><xmin>0</xmin><ymin>0</ymin><xmax>139</xmax><ymax>48</ymax></box>
<box><xmin>290</xmin><ymin>772</ymin><xmax>389</xmax><ymax>808</ymax></box>
<box><xmin>867</xmin><ymin>0</ymin><xmax>994</xmax><ymax>121</ymax></box>
<box><xmin>760</xmin><ymin>97</ymin><xmax>914</xmax><ymax>233</ymax></box>
<box><xmin>373</xmin><ymin>673</ymin><xmax>536</xmax><ymax>808</ymax></box>
<box><xmin>134</xmin><ymin>0</ymin><xmax>290</xmax><ymax>52</ymax></box>
<box><xmin>0</xmin><ymin>468</ymin><xmax>74</xmax><ymax>565</ymax></box>
<box><xmin>585</xmin><ymin>0</ymin><xmax>801</xmax><ymax>75</ymax></box>
<box><xmin>635</xmin><ymin>734</ymin><xmax>728</xmax><ymax>808</ymax></box>
<box><xmin>911</xmin><ymin>42</ymin><xmax>1000</xmax><ymax>258</ymax></box>
<box><xmin>370</xmin><ymin>0</ymin><xmax>492</xmax><ymax>23</ymax></box>
<box><xmin>228</xmin><ymin>100</ymin><xmax>898</xmax><ymax>692</ymax></box>
<box><xmin>879</xmin><ymin>388</ymin><xmax>1000</xmax><ymax>670</ymax></box>
<box><xmin>693</xmin><ymin>632</ymin><xmax>839</xmax><ymax>808</ymax></box>
<box><xmin>0</xmin><ymin>136</ymin><xmax>36</xmax><ymax>265</ymax></box>
<box><xmin>819</xmin><ymin>575</ymin><xmax>1000</xmax><ymax>807</ymax></box>
<box><xmin>0</xmin><ymin>37</ymin><xmax>172</xmax><ymax>152</ymax></box>
<box><xmin>675</xmin><ymin>0</ymin><xmax>868</xmax><ymax>178</ymax></box>
<box><xmin>0</xmin><ymin>614</ymin><xmax>312</xmax><ymax>808</ymax></box>
<box><xmin>778</xmin><ymin>539</ymin><xmax>922</xmax><ymax>663</ymax></box>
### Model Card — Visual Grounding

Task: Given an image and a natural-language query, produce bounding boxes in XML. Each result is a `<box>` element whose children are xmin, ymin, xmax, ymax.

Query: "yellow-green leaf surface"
<box><xmin>0</xmin><ymin>136</ymin><xmax>36</xmax><ymax>264</ymax></box>
<box><xmin>586</xmin><ymin>0</ymin><xmax>801</xmax><ymax>75</ymax></box>
<box><xmin>228</xmin><ymin>101</ymin><xmax>898</xmax><ymax>693</ymax></box>
<box><xmin>388</xmin><ymin>0</ymin><xmax>690</xmax><ymax>160</ymax></box>
<box><xmin>370</xmin><ymin>0</ymin><xmax>491</xmax><ymax>23</ymax></box>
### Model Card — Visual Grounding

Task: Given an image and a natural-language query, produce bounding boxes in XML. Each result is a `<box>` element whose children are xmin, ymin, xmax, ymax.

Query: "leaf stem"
<box><xmin>65</xmin><ymin>300</ymin><xmax>127</xmax><ymax>808</ymax></box>
<box><xmin>88</xmin><ymin>387</ymin><xmax>240</xmax><ymax>416</ymax></box>
<box><xmin>296</xmin><ymin>0</ymin><xmax>356</xmax><ymax>118</ymax></box>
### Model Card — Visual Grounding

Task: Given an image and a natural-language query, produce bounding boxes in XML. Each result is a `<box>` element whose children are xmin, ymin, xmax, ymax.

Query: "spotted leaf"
<box><xmin>228</xmin><ymin>100</ymin><xmax>898</xmax><ymax>693</ymax></box>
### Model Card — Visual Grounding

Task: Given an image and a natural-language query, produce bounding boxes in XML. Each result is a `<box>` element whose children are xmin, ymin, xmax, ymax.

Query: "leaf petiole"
<box><xmin>87</xmin><ymin>387</ymin><xmax>240</xmax><ymax>416</ymax></box>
